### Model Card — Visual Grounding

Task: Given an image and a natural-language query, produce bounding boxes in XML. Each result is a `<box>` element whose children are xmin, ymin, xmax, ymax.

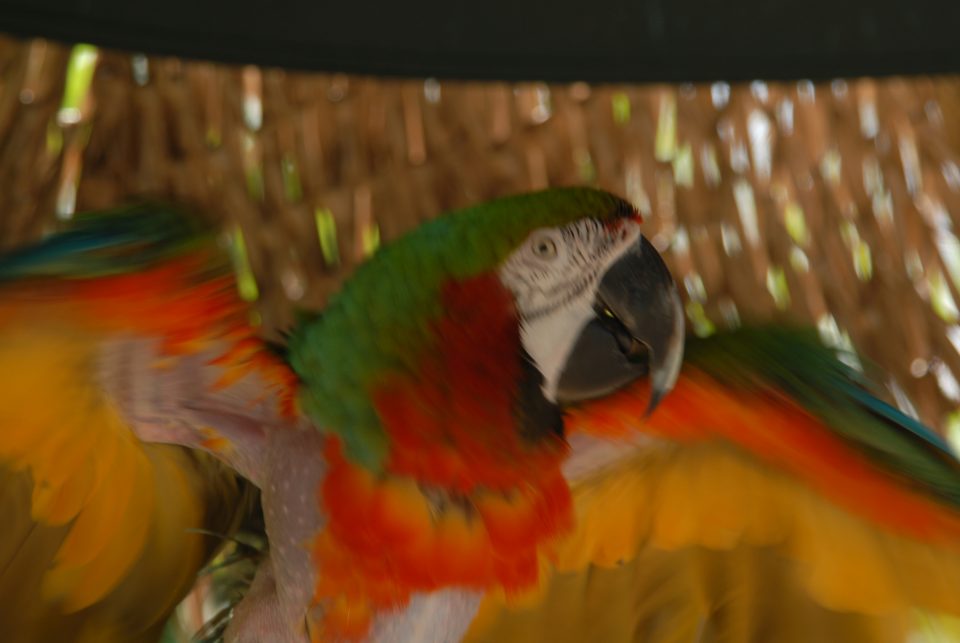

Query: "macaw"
<box><xmin>1</xmin><ymin>188</ymin><xmax>960</xmax><ymax>643</ymax></box>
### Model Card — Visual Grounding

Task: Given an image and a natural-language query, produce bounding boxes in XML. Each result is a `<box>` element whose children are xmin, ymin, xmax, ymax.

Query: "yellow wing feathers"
<box><xmin>467</xmin><ymin>441</ymin><xmax>960</xmax><ymax>642</ymax></box>
<box><xmin>0</xmin><ymin>321</ymin><xmax>247</xmax><ymax>641</ymax></box>
<box><xmin>467</xmin><ymin>544</ymin><xmax>906</xmax><ymax>643</ymax></box>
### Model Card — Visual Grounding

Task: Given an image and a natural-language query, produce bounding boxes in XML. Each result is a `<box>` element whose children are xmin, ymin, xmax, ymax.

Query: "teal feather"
<box><xmin>0</xmin><ymin>204</ymin><xmax>209</xmax><ymax>280</ymax></box>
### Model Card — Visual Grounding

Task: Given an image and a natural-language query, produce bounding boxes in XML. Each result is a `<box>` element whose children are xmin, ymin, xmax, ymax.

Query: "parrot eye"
<box><xmin>531</xmin><ymin>234</ymin><xmax>559</xmax><ymax>260</ymax></box>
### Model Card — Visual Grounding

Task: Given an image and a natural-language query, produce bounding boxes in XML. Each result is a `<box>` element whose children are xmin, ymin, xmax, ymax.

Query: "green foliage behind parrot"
<box><xmin>2</xmin><ymin>188</ymin><xmax>960</xmax><ymax>643</ymax></box>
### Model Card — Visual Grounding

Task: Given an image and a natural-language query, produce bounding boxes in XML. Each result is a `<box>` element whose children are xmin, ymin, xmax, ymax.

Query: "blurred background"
<box><xmin>2</xmin><ymin>3</ymin><xmax>960</xmax><ymax>638</ymax></box>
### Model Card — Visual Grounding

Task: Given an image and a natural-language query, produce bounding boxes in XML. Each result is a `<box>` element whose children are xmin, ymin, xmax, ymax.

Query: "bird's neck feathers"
<box><xmin>308</xmin><ymin>273</ymin><xmax>575</xmax><ymax>640</ymax></box>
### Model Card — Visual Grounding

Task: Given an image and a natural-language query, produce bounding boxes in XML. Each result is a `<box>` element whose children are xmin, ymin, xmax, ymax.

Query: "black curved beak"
<box><xmin>555</xmin><ymin>236</ymin><xmax>684</xmax><ymax>415</ymax></box>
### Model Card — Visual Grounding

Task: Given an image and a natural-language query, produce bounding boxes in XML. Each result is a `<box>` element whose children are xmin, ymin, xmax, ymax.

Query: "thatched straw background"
<box><xmin>3</xmin><ymin>34</ymin><xmax>960</xmax><ymax>435</ymax></box>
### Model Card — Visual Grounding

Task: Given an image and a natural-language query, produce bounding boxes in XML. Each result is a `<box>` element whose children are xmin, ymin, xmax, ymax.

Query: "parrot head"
<box><xmin>287</xmin><ymin>187</ymin><xmax>683</xmax><ymax>638</ymax></box>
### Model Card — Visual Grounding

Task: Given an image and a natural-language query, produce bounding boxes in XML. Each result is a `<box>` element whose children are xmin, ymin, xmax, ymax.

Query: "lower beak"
<box><xmin>555</xmin><ymin>236</ymin><xmax>684</xmax><ymax>414</ymax></box>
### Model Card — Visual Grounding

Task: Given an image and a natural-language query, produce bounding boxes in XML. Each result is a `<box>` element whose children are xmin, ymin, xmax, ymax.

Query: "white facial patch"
<box><xmin>498</xmin><ymin>218</ymin><xmax>642</xmax><ymax>401</ymax></box>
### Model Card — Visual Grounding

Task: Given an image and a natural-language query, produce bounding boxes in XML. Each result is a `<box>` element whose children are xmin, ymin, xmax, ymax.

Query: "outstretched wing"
<box><xmin>0</xmin><ymin>205</ymin><xmax>298</xmax><ymax>642</ymax></box>
<box><xmin>467</xmin><ymin>327</ymin><xmax>960</xmax><ymax>642</ymax></box>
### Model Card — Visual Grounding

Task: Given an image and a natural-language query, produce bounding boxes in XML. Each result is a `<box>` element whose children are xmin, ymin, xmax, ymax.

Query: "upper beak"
<box><xmin>555</xmin><ymin>235</ymin><xmax>684</xmax><ymax>414</ymax></box>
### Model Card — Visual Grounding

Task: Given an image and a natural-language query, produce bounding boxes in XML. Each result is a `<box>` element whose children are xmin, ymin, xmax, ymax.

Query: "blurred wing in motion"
<box><xmin>466</xmin><ymin>327</ymin><xmax>960</xmax><ymax>642</ymax></box>
<box><xmin>0</xmin><ymin>205</ymin><xmax>298</xmax><ymax>642</ymax></box>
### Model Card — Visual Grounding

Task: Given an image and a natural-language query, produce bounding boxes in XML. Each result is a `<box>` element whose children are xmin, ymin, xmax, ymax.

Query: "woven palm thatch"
<box><xmin>3</xmin><ymin>34</ymin><xmax>960</xmax><ymax>435</ymax></box>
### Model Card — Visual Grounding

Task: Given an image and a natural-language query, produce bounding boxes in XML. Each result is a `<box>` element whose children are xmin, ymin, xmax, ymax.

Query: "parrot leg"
<box><xmin>228</xmin><ymin>412</ymin><xmax>486</xmax><ymax>643</ymax></box>
<box><xmin>225</xmin><ymin>557</ymin><xmax>309</xmax><ymax>643</ymax></box>
<box><xmin>226</xmin><ymin>423</ymin><xmax>326</xmax><ymax>642</ymax></box>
